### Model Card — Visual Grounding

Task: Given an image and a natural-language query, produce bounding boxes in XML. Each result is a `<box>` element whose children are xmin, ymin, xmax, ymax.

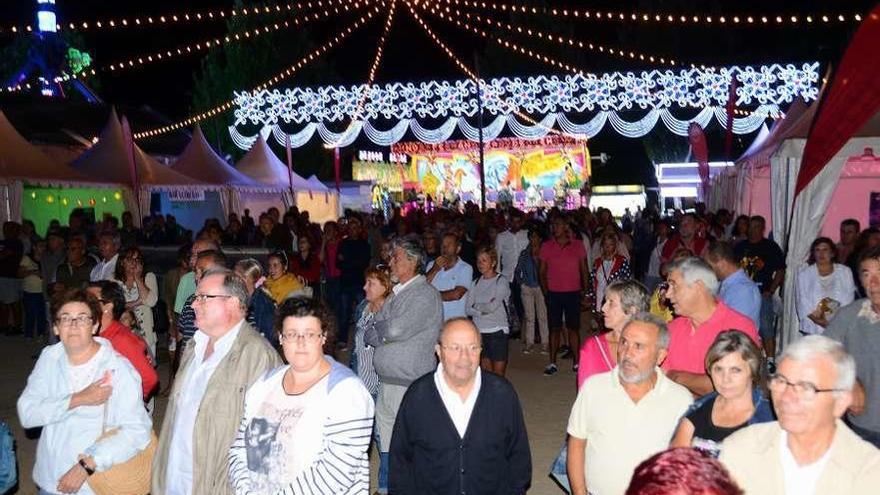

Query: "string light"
<box><xmin>134</xmin><ymin>6</ymin><xmax>380</xmax><ymax>140</ymax></box>
<box><xmin>403</xmin><ymin>2</ymin><xmax>569</xmax><ymax>138</ymax></box>
<box><xmin>419</xmin><ymin>1</ymin><xmax>677</xmax><ymax>68</ymax></box>
<box><xmin>326</xmin><ymin>0</ymin><xmax>397</xmax><ymax>147</ymax></box>
<box><xmin>418</xmin><ymin>0</ymin><xmax>865</xmax><ymax>28</ymax></box>
<box><xmin>0</xmin><ymin>0</ymin><xmax>359</xmax><ymax>36</ymax></box>
<box><xmin>80</xmin><ymin>3</ymin><xmax>365</xmax><ymax>78</ymax></box>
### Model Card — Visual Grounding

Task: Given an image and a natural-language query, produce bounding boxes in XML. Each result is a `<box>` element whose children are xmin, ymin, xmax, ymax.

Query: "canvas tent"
<box><xmin>171</xmin><ymin>125</ymin><xmax>276</xmax><ymax>227</ymax></box>
<box><xmin>71</xmin><ymin>109</ymin><xmax>224</xmax><ymax>230</ymax></box>
<box><xmin>235</xmin><ymin>136</ymin><xmax>338</xmax><ymax>223</ymax></box>
<box><xmin>0</xmin><ymin>109</ymin><xmax>126</xmax><ymax>233</ymax></box>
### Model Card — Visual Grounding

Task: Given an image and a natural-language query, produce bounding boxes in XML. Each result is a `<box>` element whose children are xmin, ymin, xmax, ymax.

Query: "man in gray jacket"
<box><xmin>366</xmin><ymin>234</ymin><xmax>443</xmax><ymax>494</ymax></box>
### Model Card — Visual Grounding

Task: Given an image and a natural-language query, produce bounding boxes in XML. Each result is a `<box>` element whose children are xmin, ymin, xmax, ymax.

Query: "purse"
<box><xmin>87</xmin><ymin>404</ymin><xmax>157</xmax><ymax>495</ymax></box>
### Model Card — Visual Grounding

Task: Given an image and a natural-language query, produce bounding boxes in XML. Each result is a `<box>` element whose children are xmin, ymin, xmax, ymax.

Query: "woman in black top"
<box><xmin>670</xmin><ymin>330</ymin><xmax>775</xmax><ymax>458</ymax></box>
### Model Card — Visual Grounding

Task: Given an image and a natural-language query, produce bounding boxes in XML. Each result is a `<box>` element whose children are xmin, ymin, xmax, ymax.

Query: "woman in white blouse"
<box><xmin>796</xmin><ymin>237</ymin><xmax>857</xmax><ymax>335</ymax></box>
<box><xmin>114</xmin><ymin>247</ymin><xmax>159</xmax><ymax>356</ymax></box>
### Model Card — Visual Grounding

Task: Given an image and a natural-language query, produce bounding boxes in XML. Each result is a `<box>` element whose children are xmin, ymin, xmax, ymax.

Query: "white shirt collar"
<box><xmin>192</xmin><ymin>318</ymin><xmax>245</xmax><ymax>362</ymax></box>
<box><xmin>393</xmin><ymin>274</ymin><xmax>424</xmax><ymax>295</ymax></box>
<box><xmin>433</xmin><ymin>363</ymin><xmax>481</xmax><ymax>438</ymax></box>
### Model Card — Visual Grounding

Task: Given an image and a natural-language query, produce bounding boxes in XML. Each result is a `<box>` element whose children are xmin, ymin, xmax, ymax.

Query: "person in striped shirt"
<box><xmin>228</xmin><ymin>297</ymin><xmax>374</xmax><ymax>494</ymax></box>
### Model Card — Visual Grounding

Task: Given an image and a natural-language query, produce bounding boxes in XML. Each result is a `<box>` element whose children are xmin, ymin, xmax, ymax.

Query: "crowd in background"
<box><xmin>7</xmin><ymin>198</ymin><xmax>880</xmax><ymax>494</ymax></box>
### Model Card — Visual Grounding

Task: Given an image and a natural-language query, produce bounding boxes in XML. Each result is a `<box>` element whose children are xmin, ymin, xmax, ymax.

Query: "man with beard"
<box><xmin>566</xmin><ymin>313</ymin><xmax>692</xmax><ymax>495</ymax></box>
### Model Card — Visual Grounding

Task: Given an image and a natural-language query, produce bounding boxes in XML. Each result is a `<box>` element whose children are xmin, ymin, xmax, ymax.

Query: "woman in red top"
<box><xmin>290</xmin><ymin>235</ymin><xmax>322</xmax><ymax>296</ymax></box>
<box><xmin>86</xmin><ymin>280</ymin><xmax>158</xmax><ymax>401</ymax></box>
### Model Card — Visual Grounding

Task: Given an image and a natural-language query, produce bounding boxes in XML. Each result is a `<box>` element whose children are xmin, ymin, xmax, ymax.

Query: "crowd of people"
<box><xmin>8</xmin><ymin>199</ymin><xmax>880</xmax><ymax>494</ymax></box>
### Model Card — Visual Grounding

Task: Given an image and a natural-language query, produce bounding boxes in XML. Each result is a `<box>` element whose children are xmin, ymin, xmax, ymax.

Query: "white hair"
<box><xmin>669</xmin><ymin>256</ymin><xmax>720</xmax><ymax>296</ymax></box>
<box><xmin>780</xmin><ymin>335</ymin><xmax>856</xmax><ymax>392</ymax></box>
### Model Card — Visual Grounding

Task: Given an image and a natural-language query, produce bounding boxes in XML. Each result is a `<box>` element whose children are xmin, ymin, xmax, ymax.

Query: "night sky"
<box><xmin>0</xmin><ymin>0</ymin><xmax>874</xmax><ymax>184</ymax></box>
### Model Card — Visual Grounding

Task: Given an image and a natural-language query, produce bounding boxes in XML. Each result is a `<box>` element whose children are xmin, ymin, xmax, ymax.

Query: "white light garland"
<box><xmin>228</xmin><ymin>105</ymin><xmax>779</xmax><ymax>149</ymax></box>
<box><xmin>232</xmin><ymin>63</ymin><xmax>819</xmax><ymax>128</ymax></box>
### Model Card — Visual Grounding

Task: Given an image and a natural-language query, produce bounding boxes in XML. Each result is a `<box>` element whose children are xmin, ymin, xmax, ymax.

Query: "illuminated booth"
<box><xmin>387</xmin><ymin>136</ymin><xmax>590</xmax><ymax>210</ymax></box>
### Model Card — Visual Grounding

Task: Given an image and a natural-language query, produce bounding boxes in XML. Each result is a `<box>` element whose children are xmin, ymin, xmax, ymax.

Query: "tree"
<box><xmin>191</xmin><ymin>0</ymin><xmax>340</xmax><ymax>177</ymax></box>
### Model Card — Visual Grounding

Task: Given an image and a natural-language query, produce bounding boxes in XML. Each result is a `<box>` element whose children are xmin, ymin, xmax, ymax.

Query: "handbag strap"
<box><xmin>596</xmin><ymin>336</ymin><xmax>613</xmax><ymax>370</ymax></box>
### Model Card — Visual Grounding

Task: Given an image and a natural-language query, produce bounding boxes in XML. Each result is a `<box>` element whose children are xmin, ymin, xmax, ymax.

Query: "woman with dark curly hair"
<box><xmin>228</xmin><ymin>297</ymin><xmax>374</xmax><ymax>494</ymax></box>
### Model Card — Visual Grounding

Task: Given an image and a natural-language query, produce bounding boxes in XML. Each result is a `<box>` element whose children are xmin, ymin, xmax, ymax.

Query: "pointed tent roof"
<box><xmin>72</xmin><ymin>109</ymin><xmax>201</xmax><ymax>188</ymax></box>
<box><xmin>235</xmin><ymin>135</ymin><xmax>322</xmax><ymax>191</ymax></box>
<box><xmin>171</xmin><ymin>125</ymin><xmax>262</xmax><ymax>187</ymax></box>
<box><xmin>0</xmin><ymin>110</ymin><xmax>92</xmax><ymax>185</ymax></box>
<box><xmin>307</xmin><ymin>175</ymin><xmax>330</xmax><ymax>191</ymax></box>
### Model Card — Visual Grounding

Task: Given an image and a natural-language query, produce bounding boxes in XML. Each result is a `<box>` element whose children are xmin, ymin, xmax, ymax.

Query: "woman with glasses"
<box><xmin>113</xmin><ymin>246</ymin><xmax>159</xmax><ymax>357</ymax></box>
<box><xmin>228</xmin><ymin>297</ymin><xmax>374</xmax><ymax>494</ymax></box>
<box><xmin>17</xmin><ymin>289</ymin><xmax>152</xmax><ymax>494</ymax></box>
<box><xmin>234</xmin><ymin>258</ymin><xmax>277</xmax><ymax>345</ymax></box>
<box><xmin>262</xmin><ymin>251</ymin><xmax>306</xmax><ymax>305</ymax></box>
<box><xmin>87</xmin><ymin>281</ymin><xmax>159</xmax><ymax>402</ymax></box>
<box><xmin>670</xmin><ymin>330</ymin><xmax>774</xmax><ymax>458</ymax></box>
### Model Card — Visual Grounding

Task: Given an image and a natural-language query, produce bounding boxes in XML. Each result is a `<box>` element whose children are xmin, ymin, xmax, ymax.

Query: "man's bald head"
<box><xmin>439</xmin><ymin>317</ymin><xmax>480</xmax><ymax>345</ymax></box>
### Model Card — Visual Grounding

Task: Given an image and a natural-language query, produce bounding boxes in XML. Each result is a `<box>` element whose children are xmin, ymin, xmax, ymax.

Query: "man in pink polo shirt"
<box><xmin>663</xmin><ymin>257</ymin><xmax>760</xmax><ymax>395</ymax></box>
<box><xmin>539</xmin><ymin>215</ymin><xmax>589</xmax><ymax>376</ymax></box>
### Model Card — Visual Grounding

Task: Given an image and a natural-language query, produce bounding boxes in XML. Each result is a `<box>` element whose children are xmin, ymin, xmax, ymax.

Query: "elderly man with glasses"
<box><xmin>366</xmin><ymin>234</ymin><xmax>443</xmax><ymax>495</ymax></box>
<box><xmin>390</xmin><ymin>318</ymin><xmax>531</xmax><ymax>495</ymax></box>
<box><xmin>719</xmin><ymin>336</ymin><xmax>880</xmax><ymax>494</ymax></box>
<box><xmin>152</xmin><ymin>268</ymin><xmax>281</xmax><ymax>495</ymax></box>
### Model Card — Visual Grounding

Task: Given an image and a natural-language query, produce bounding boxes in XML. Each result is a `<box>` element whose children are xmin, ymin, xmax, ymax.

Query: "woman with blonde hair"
<box><xmin>466</xmin><ymin>245</ymin><xmax>512</xmax><ymax>376</ymax></box>
<box><xmin>234</xmin><ymin>258</ymin><xmax>277</xmax><ymax>344</ymax></box>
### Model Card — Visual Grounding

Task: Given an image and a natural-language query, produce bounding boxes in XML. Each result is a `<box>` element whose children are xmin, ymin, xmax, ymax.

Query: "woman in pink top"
<box><xmin>577</xmin><ymin>279</ymin><xmax>650</xmax><ymax>389</ymax></box>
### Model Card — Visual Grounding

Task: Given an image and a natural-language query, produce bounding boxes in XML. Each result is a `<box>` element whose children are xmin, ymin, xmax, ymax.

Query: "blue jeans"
<box><xmin>759</xmin><ymin>294</ymin><xmax>777</xmax><ymax>342</ymax></box>
<box><xmin>23</xmin><ymin>292</ymin><xmax>47</xmax><ymax>338</ymax></box>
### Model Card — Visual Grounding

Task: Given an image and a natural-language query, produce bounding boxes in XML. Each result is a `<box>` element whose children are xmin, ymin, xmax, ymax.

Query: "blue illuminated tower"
<box><xmin>5</xmin><ymin>0</ymin><xmax>100</xmax><ymax>102</ymax></box>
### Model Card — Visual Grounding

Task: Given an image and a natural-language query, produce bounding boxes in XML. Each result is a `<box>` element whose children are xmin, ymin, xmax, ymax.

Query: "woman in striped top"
<box><xmin>351</xmin><ymin>265</ymin><xmax>391</xmax><ymax>399</ymax></box>
<box><xmin>228</xmin><ymin>297</ymin><xmax>374</xmax><ymax>494</ymax></box>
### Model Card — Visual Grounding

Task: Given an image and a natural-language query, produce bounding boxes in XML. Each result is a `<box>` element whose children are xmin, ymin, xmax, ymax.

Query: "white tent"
<box><xmin>171</xmin><ymin>125</ymin><xmax>279</xmax><ymax>225</ymax></box>
<box><xmin>773</xmin><ymin>110</ymin><xmax>880</xmax><ymax>348</ymax></box>
<box><xmin>0</xmin><ymin>109</ymin><xmax>117</xmax><ymax>225</ymax></box>
<box><xmin>235</xmin><ymin>136</ymin><xmax>339</xmax><ymax>223</ymax></box>
<box><xmin>71</xmin><ymin>109</ymin><xmax>223</xmax><ymax>227</ymax></box>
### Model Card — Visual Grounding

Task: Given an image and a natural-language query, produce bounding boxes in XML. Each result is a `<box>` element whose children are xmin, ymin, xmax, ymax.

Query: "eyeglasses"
<box><xmin>768</xmin><ymin>373</ymin><xmax>846</xmax><ymax>400</ymax></box>
<box><xmin>56</xmin><ymin>315</ymin><xmax>93</xmax><ymax>327</ymax></box>
<box><xmin>193</xmin><ymin>294</ymin><xmax>233</xmax><ymax>304</ymax></box>
<box><xmin>280</xmin><ymin>332</ymin><xmax>325</xmax><ymax>343</ymax></box>
<box><xmin>440</xmin><ymin>344</ymin><xmax>482</xmax><ymax>354</ymax></box>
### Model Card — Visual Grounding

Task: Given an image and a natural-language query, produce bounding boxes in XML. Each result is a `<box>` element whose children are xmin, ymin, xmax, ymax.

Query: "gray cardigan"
<box><xmin>366</xmin><ymin>275</ymin><xmax>443</xmax><ymax>386</ymax></box>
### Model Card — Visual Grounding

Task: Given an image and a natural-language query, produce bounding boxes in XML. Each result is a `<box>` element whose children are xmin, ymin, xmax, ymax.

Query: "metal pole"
<box><xmin>474</xmin><ymin>53</ymin><xmax>486</xmax><ymax>212</ymax></box>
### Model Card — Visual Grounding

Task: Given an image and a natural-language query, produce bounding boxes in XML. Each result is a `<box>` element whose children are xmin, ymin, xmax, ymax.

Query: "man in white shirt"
<box><xmin>89</xmin><ymin>231</ymin><xmax>120</xmax><ymax>282</ymax></box>
<box><xmin>390</xmin><ymin>318</ymin><xmax>531</xmax><ymax>494</ymax></box>
<box><xmin>720</xmin><ymin>335</ymin><xmax>880</xmax><ymax>495</ymax></box>
<box><xmin>426</xmin><ymin>232</ymin><xmax>473</xmax><ymax>320</ymax></box>
<box><xmin>496</xmin><ymin>211</ymin><xmax>529</xmax><ymax>282</ymax></box>
<box><xmin>152</xmin><ymin>268</ymin><xmax>281</xmax><ymax>495</ymax></box>
<box><xmin>496</xmin><ymin>212</ymin><xmax>529</xmax><ymax>336</ymax></box>
<box><xmin>567</xmin><ymin>313</ymin><xmax>693</xmax><ymax>495</ymax></box>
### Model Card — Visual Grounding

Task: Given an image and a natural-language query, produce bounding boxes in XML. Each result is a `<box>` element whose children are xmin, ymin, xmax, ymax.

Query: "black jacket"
<box><xmin>390</xmin><ymin>370</ymin><xmax>532</xmax><ymax>495</ymax></box>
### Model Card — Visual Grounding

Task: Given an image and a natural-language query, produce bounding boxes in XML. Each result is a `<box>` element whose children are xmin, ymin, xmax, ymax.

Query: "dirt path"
<box><xmin>2</xmin><ymin>335</ymin><xmax>577</xmax><ymax>494</ymax></box>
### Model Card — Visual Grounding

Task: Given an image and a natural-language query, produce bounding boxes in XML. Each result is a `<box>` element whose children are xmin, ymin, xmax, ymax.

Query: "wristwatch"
<box><xmin>78</xmin><ymin>458</ymin><xmax>95</xmax><ymax>476</ymax></box>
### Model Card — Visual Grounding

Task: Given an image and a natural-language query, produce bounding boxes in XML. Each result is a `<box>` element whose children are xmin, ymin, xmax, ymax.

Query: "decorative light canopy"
<box><xmin>228</xmin><ymin>62</ymin><xmax>819</xmax><ymax>148</ymax></box>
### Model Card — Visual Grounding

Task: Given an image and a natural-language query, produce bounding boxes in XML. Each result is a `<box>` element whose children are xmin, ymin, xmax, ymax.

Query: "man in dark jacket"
<box><xmin>336</xmin><ymin>216</ymin><xmax>371</xmax><ymax>348</ymax></box>
<box><xmin>390</xmin><ymin>318</ymin><xmax>532</xmax><ymax>495</ymax></box>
